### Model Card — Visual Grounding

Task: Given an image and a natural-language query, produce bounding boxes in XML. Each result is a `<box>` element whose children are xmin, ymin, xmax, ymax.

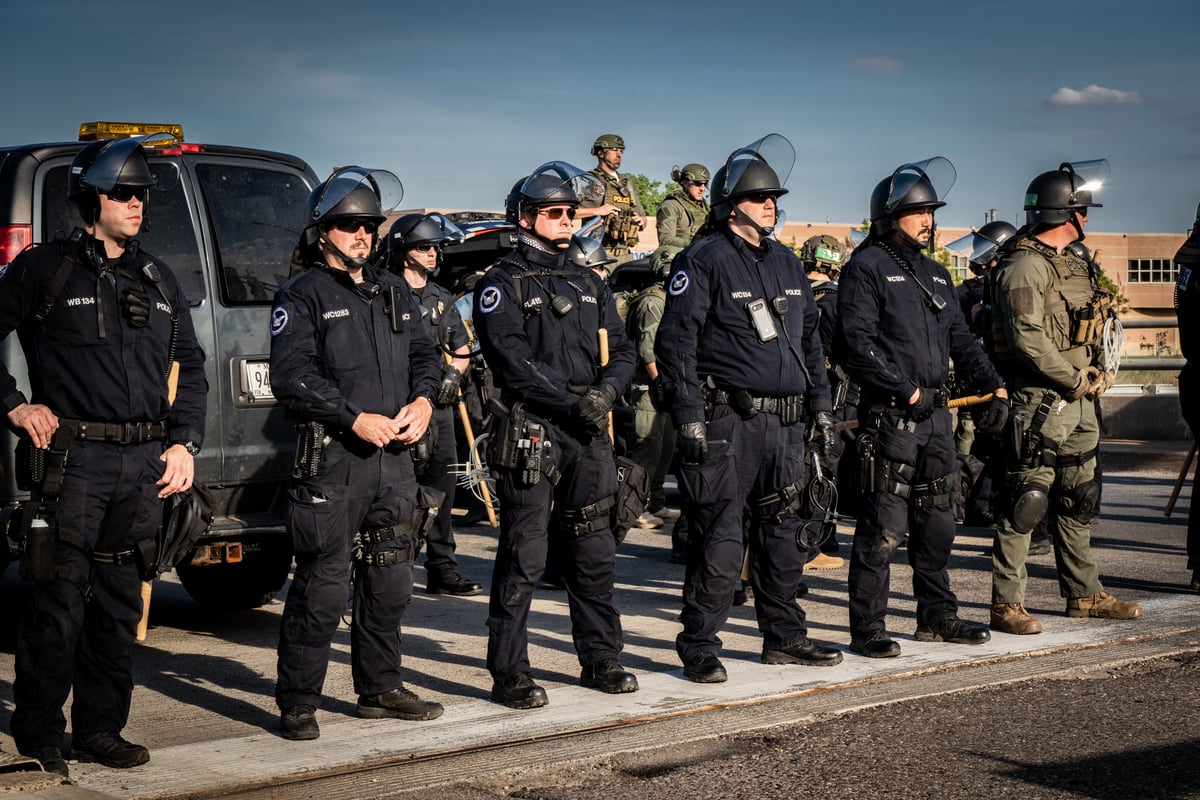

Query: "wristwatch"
<box><xmin>177</xmin><ymin>441</ymin><xmax>201</xmax><ymax>456</ymax></box>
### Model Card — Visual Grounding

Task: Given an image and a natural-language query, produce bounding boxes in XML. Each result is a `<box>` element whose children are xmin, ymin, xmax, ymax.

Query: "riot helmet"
<box><xmin>301</xmin><ymin>166</ymin><xmax>402</xmax><ymax>269</ymax></box>
<box><xmin>565</xmin><ymin>235</ymin><xmax>618</xmax><ymax>274</ymax></box>
<box><xmin>504</xmin><ymin>160</ymin><xmax>603</xmax><ymax>223</ymax></box>
<box><xmin>68</xmin><ymin>133</ymin><xmax>175</xmax><ymax>224</ymax></box>
<box><xmin>591</xmin><ymin>133</ymin><xmax>625</xmax><ymax>155</ymax></box>
<box><xmin>1024</xmin><ymin>160</ymin><xmax>1108</xmax><ymax>234</ymax></box>
<box><xmin>671</xmin><ymin>163</ymin><xmax>710</xmax><ymax>184</ymax></box>
<box><xmin>799</xmin><ymin>234</ymin><xmax>845</xmax><ymax>276</ymax></box>
<box><xmin>386</xmin><ymin>212</ymin><xmax>464</xmax><ymax>274</ymax></box>
<box><xmin>709</xmin><ymin>134</ymin><xmax>794</xmax><ymax>238</ymax></box>
<box><xmin>868</xmin><ymin>157</ymin><xmax>955</xmax><ymax>241</ymax></box>
<box><xmin>947</xmin><ymin>220</ymin><xmax>1017</xmax><ymax>274</ymax></box>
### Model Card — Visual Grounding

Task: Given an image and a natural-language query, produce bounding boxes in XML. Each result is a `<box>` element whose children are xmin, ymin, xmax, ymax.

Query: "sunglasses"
<box><xmin>537</xmin><ymin>207</ymin><xmax>577</xmax><ymax>221</ymax></box>
<box><xmin>411</xmin><ymin>243</ymin><xmax>438</xmax><ymax>252</ymax></box>
<box><xmin>687</xmin><ymin>180</ymin><xmax>708</xmax><ymax>188</ymax></box>
<box><xmin>105</xmin><ymin>187</ymin><xmax>148</xmax><ymax>203</ymax></box>
<box><xmin>330</xmin><ymin>219</ymin><xmax>378</xmax><ymax>234</ymax></box>
<box><xmin>743</xmin><ymin>193</ymin><xmax>776</xmax><ymax>204</ymax></box>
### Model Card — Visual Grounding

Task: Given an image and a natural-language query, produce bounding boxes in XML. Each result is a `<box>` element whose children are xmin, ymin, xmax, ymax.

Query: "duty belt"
<box><xmin>708</xmin><ymin>389</ymin><xmax>804</xmax><ymax>416</ymax></box>
<box><xmin>60</xmin><ymin>419</ymin><xmax>168</xmax><ymax>445</ymax></box>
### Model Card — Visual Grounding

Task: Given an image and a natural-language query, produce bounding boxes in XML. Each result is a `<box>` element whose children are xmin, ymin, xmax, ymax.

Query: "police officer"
<box><xmin>989</xmin><ymin>161</ymin><xmax>1142</xmax><ymax>634</ymax></box>
<box><xmin>270</xmin><ymin>167</ymin><xmax>444</xmax><ymax>740</ymax></box>
<box><xmin>798</xmin><ymin>234</ymin><xmax>849</xmax><ymax>570</ymax></box>
<box><xmin>0</xmin><ymin>135</ymin><xmax>207</xmax><ymax>776</ymax></box>
<box><xmin>656</xmin><ymin>134</ymin><xmax>842</xmax><ymax>683</ymax></box>
<box><xmin>657</xmin><ymin>164</ymin><xmax>710</xmax><ymax>248</ymax></box>
<box><xmin>1175</xmin><ymin>202</ymin><xmax>1200</xmax><ymax>593</ymax></box>
<box><xmin>474</xmin><ymin>162</ymin><xmax>637</xmax><ymax>708</ymax></box>
<box><xmin>836</xmin><ymin>157</ymin><xmax>1008</xmax><ymax>658</ymax></box>
<box><xmin>387</xmin><ymin>212</ymin><xmax>483</xmax><ymax>597</ymax></box>
<box><xmin>577</xmin><ymin>134</ymin><xmax>647</xmax><ymax>263</ymax></box>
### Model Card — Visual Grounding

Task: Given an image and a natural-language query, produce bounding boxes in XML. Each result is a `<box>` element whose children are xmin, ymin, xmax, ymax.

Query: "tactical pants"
<box><xmin>419</xmin><ymin>408</ymin><xmax>459</xmax><ymax>575</ymax></box>
<box><xmin>12</xmin><ymin>442</ymin><xmax>161</xmax><ymax>752</ymax></box>
<box><xmin>486</xmin><ymin>416</ymin><xmax>623</xmax><ymax>680</ymax></box>
<box><xmin>675</xmin><ymin>407</ymin><xmax>810</xmax><ymax>664</ymax></box>
<box><xmin>1182</xmin><ymin>364</ymin><xmax>1200</xmax><ymax>571</ymax></box>
<box><xmin>992</xmin><ymin>387</ymin><xmax>1103</xmax><ymax>603</ymax></box>
<box><xmin>848</xmin><ymin>408</ymin><xmax>959</xmax><ymax>637</ymax></box>
<box><xmin>276</xmin><ymin>440</ymin><xmax>419</xmax><ymax>710</ymax></box>
<box><xmin>627</xmin><ymin>388</ymin><xmax>676</xmax><ymax>513</ymax></box>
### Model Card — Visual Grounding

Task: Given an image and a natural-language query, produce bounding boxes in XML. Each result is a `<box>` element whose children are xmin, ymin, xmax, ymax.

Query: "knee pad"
<box><xmin>1057</xmin><ymin>479</ymin><xmax>1100</xmax><ymax>524</ymax></box>
<box><xmin>1010</xmin><ymin>483</ymin><xmax>1049</xmax><ymax>534</ymax></box>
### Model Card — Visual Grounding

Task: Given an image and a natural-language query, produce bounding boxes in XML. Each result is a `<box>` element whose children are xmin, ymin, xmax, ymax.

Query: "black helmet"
<box><xmin>1024</xmin><ymin>160</ymin><xmax>1108</xmax><ymax>226</ymax></box>
<box><xmin>591</xmin><ymin>133</ymin><xmax>625</xmax><ymax>155</ymax></box>
<box><xmin>868</xmin><ymin>157</ymin><xmax>955</xmax><ymax>236</ymax></box>
<box><xmin>565</xmin><ymin>235</ymin><xmax>617</xmax><ymax>272</ymax></box>
<box><xmin>386</xmin><ymin>213</ymin><xmax>463</xmax><ymax>272</ymax></box>
<box><xmin>799</xmin><ymin>234</ymin><xmax>845</xmax><ymax>275</ymax></box>
<box><xmin>504</xmin><ymin>161</ymin><xmax>603</xmax><ymax>224</ymax></box>
<box><xmin>302</xmin><ymin>166</ymin><xmax>402</xmax><ymax>247</ymax></box>
<box><xmin>710</xmin><ymin>134</ymin><xmax>794</xmax><ymax>222</ymax></box>
<box><xmin>947</xmin><ymin>220</ymin><xmax>1017</xmax><ymax>274</ymax></box>
<box><xmin>671</xmin><ymin>163</ymin><xmax>710</xmax><ymax>184</ymax></box>
<box><xmin>68</xmin><ymin>133</ymin><xmax>174</xmax><ymax>222</ymax></box>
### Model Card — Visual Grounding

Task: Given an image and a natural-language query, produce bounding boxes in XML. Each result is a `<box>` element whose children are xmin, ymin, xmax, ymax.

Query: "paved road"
<box><xmin>0</xmin><ymin>445</ymin><xmax>1195</xmax><ymax>798</ymax></box>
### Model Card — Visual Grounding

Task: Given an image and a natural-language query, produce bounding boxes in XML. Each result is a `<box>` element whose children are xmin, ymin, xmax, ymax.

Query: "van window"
<box><xmin>42</xmin><ymin>163</ymin><xmax>207</xmax><ymax>303</ymax></box>
<box><xmin>195</xmin><ymin>164</ymin><xmax>308</xmax><ymax>306</ymax></box>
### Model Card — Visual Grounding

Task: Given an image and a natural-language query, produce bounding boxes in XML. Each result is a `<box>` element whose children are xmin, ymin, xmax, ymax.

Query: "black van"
<box><xmin>0</xmin><ymin>122</ymin><xmax>317</xmax><ymax>609</ymax></box>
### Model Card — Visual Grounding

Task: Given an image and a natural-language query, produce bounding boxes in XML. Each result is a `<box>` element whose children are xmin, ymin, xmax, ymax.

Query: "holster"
<box><xmin>17</xmin><ymin>504</ymin><xmax>57</xmax><ymax>582</ymax></box>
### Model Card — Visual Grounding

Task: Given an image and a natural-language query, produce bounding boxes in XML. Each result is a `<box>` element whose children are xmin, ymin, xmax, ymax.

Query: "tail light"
<box><xmin>0</xmin><ymin>224</ymin><xmax>33</xmax><ymax>267</ymax></box>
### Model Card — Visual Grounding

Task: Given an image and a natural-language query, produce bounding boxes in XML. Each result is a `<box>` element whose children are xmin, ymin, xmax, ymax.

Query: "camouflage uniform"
<box><xmin>589</xmin><ymin>169</ymin><xmax>645</xmax><ymax>262</ymax></box>
<box><xmin>655</xmin><ymin>190</ymin><xmax>708</xmax><ymax>249</ymax></box>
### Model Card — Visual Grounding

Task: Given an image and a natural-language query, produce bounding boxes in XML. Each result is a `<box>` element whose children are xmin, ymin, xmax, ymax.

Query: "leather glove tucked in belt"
<box><xmin>435</xmin><ymin>366</ymin><xmax>462</xmax><ymax>408</ymax></box>
<box><xmin>121</xmin><ymin>285</ymin><xmax>151</xmax><ymax>328</ymax></box>
<box><xmin>1066</xmin><ymin>369</ymin><xmax>1091</xmax><ymax>402</ymax></box>
<box><xmin>813</xmin><ymin>411</ymin><xmax>837</xmax><ymax>461</ymax></box>
<box><xmin>908</xmin><ymin>386</ymin><xmax>945</xmax><ymax>422</ymax></box>
<box><xmin>574</xmin><ymin>383</ymin><xmax>618</xmax><ymax>432</ymax></box>
<box><xmin>977</xmin><ymin>394</ymin><xmax>1010</xmax><ymax>435</ymax></box>
<box><xmin>677</xmin><ymin>421</ymin><xmax>707</xmax><ymax>464</ymax></box>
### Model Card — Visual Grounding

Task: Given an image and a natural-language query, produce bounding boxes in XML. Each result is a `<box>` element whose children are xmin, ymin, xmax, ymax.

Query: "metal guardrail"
<box><xmin>1118</xmin><ymin>316</ymin><xmax>1185</xmax><ymax>370</ymax></box>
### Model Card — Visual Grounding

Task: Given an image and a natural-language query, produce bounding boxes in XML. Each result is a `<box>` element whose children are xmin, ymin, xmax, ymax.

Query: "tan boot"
<box><xmin>1065</xmin><ymin>591</ymin><xmax>1143</xmax><ymax>620</ymax></box>
<box><xmin>990</xmin><ymin>603</ymin><xmax>1043</xmax><ymax>635</ymax></box>
<box><xmin>807</xmin><ymin>553</ymin><xmax>845</xmax><ymax>570</ymax></box>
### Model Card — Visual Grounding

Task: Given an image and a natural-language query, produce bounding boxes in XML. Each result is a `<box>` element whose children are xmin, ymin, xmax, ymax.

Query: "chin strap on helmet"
<box><xmin>319</xmin><ymin>230</ymin><xmax>372</xmax><ymax>271</ymax></box>
<box><xmin>731</xmin><ymin>204</ymin><xmax>776</xmax><ymax>239</ymax></box>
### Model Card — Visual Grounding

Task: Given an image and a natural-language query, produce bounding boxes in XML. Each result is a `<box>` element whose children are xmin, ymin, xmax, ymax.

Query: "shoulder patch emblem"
<box><xmin>479</xmin><ymin>285</ymin><xmax>502</xmax><ymax>314</ymax></box>
<box><xmin>271</xmin><ymin>304</ymin><xmax>290</xmax><ymax>337</ymax></box>
<box><xmin>668</xmin><ymin>270</ymin><xmax>690</xmax><ymax>297</ymax></box>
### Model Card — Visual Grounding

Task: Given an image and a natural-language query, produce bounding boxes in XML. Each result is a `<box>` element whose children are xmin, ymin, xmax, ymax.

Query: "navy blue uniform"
<box><xmin>473</xmin><ymin>238</ymin><xmax>634</xmax><ymax>680</ymax></box>
<box><xmin>1174</xmin><ymin>231</ymin><xmax>1200</xmax><ymax>577</ymax></box>
<box><xmin>0</xmin><ymin>231</ymin><xmax>206</xmax><ymax>753</ymax></box>
<box><xmin>409</xmin><ymin>280</ymin><xmax>470</xmax><ymax>576</ymax></box>
<box><xmin>270</xmin><ymin>263</ymin><xmax>440</xmax><ymax>710</ymax></box>
<box><xmin>835</xmin><ymin>239</ymin><xmax>1002</xmax><ymax>637</ymax></box>
<box><xmin>655</xmin><ymin>230</ymin><xmax>832</xmax><ymax>663</ymax></box>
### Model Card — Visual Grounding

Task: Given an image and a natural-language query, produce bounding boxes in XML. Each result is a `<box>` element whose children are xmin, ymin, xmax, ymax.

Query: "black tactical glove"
<box><xmin>677</xmin><ymin>421</ymin><xmax>707</xmax><ymax>464</ymax></box>
<box><xmin>813</xmin><ymin>411</ymin><xmax>837</xmax><ymax>461</ymax></box>
<box><xmin>908</xmin><ymin>386</ymin><xmax>944</xmax><ymax>422</ymax></box>
<box><xmin>121</xmin><ymin>285</ymin><xmax>151</xmax><ymax>328</ymax></box>
<box><xmin>977</xmin><ymin>394</ymin><xmax>1010</xmax><ymax>435</ymax></box>
<box><xmin>648</xmin><ymin>377</ymin><xmax>668</xmax><ymax>412</ymax></box>
<box><xmin>574</xmin><ymin>383</ymin><xmax>618</xmax><ymax>432</ymax></box>
<box><xmin>435</xmin><ymin>366</ymin><xmax>462</xmax><ymax>408</ymax></box>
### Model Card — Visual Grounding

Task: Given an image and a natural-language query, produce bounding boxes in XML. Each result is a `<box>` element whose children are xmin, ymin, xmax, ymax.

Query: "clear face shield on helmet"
<box><xmin>947</xmin><ymin>230</ymin><xmax>1003</xmax><ymax>267</ymax></box>
<box><xmin>80</xmin><ymin>132</ymin><xmax>182</xmax><ymax>195</ymax></box>
<box><xmin>310</xmin><ymin>166</ymin><xmax>403</xmax><ymax>225</ymax></box>
<box><xmin>719</xmin><ymin>133</ymin><xmax>795</xmax><ymax>238</ymax></box>
<box><xmin>880</xmin><ymin>156</ymin><xmax>956</xmax><ymax>216</ymax></box>
<box><xmin>519</xmin><ymin>161</ymin><xmax>604</xmax><ymax>209</ymax></box>
<box><xmin>1059</xmin><ymin>159</ymin><xmax>1109</xmax><ymax>211</ymax></box>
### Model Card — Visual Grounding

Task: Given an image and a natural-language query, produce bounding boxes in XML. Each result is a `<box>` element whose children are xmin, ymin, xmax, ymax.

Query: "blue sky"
<box><xmin>5</xmin><ymin>0</ymin><xmax>1198</xmax><ymax>233</ymax></box>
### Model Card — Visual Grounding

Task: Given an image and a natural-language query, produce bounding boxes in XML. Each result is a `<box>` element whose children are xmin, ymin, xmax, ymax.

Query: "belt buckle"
<box><xmin>123</xmin><ymin>422</ymin><xmax>137</xmax><ymax>444</ymax></box>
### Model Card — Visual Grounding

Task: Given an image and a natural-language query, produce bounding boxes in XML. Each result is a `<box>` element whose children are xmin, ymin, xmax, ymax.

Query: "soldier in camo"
<box><xmin>578</xmin><ymin>134</ymin><xmax>647</xmax><ymax>263</ymax></box>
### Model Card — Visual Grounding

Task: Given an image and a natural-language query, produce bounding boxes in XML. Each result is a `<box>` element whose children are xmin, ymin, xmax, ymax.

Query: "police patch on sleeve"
<box><xmin>479</xmin><ymin>285</ymin><xmax>502</xmax><ymax>314</ymax></box>
<box><xmin>271</xmin><ymin>304</ymin><xmax>290</xmax><ymax>337</ymax></box>
<box><xmin>668</xmin><ymin>270</ymin><xmax>690</xmax><ymax>297</ymax></box>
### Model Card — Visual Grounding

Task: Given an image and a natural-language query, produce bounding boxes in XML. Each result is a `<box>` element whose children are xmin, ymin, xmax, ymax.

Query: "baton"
<box><xmin>598</xmin><ymin>328</ymin><xmax>614</xmax><ymax>442</ymax></box>
<box><xmin>833</xmin><ymin>392</ymin><xmax>996</xmax><ymax>434</ymax></box>
<box><xmin>1165</xmin><ymin>440</ymin><xmax>1197</xmax><ymax>518</ymax></box>
<box><xmin>446</xmin><ymin>350</ymin><xmax>498</xmax><ymax>528</ymax></box>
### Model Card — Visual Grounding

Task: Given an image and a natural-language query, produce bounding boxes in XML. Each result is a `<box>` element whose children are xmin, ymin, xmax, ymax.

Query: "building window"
<box><xmin>1127</xmin><ymin>258</ymin><xmax>1179</xmax><ymax>283</ymax></box>
<box><xmin>950</xmin><ymin>254</ymin><xmax>970</xmax><ymax>282</ymax></box>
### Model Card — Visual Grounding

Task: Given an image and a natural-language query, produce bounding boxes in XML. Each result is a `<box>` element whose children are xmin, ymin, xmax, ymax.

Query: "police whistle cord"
<box><xmin>1164</xmin><ymin>440</ymin><xmax>1198</xmax><ymax>518</ymax></box>
<box><xmin>598</xmin><ymin>327</ymin><xmax>614</xmax><ymax>443</ymax></box>
<box><xmin>445</xmin><ymin>349</ymin><xmax>498</xmax><ymax>528</ymax></box>
<box><xmin>832</xmin><ymin>393</ymin><xmax>995</xmax><ymax>434</ymax></box>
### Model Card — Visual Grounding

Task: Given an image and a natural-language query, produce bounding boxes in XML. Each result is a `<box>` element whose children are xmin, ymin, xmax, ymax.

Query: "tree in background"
<box><xmin>629</xmin><ymin>174</ymin><xmax>669</xmax><ymax>217</ymax></box>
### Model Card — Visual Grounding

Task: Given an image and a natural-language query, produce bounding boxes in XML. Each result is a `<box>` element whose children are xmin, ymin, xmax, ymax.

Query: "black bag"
<box><xmin>156</xmin><ymin>486</ymin><xmax>215</xmax><ymax>576</ymax></box>
<box><xmin>611</xmin><ymin>456</ymin><xmax>648</xmax><ymax>545</ymax></box>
